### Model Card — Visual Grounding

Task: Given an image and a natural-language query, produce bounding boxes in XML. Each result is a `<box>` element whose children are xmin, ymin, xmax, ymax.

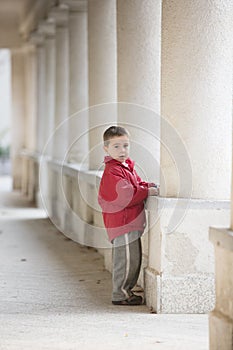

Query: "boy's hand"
<box><xmin>148</xmin><ymin>187</ymin><xmax>159</xmax><ymax>196</ymax></box>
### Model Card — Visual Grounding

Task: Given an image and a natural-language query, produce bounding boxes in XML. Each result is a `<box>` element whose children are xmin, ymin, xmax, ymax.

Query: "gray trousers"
<box><xmin>112</xmin><ymin>231</ymin><xmax>142</xmax><ymax>301</ymax></box>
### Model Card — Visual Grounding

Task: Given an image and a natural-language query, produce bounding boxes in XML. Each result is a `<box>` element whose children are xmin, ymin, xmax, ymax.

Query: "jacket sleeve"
<box><xmin>99</xmin><ymin>167</ymin><xmax>148</xmax><ymax>211</ymax></box>
<box><xmin>134</xmin><ymin>170</ymin><xmax>157</xmax><ymax>188</ymax></box>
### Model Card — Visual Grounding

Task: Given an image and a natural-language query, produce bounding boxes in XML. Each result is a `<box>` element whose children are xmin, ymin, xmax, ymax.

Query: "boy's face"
<box><xmin>104</xmin><ymin>135</ymin><xmax>130</xmax><ymax>163</ymax></box>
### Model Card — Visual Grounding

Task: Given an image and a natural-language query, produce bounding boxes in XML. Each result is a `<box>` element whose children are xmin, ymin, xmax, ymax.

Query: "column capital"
<box><xmin>60</xmin><ymin>0</ymin><xmax>87</xmax><ymax>12</ymax></box>
<box><xmin>38</xmin><ymin>19</ymin><xmax>56</xmax><ymax>39</ymax></box>
<box><xmin>49</xmin><ymin>5</ymin><xmax>69</xmax><ymax>27</ymax></box>
<box><xmin>29</xmin><ymin>31</ymin><xmax>45</xmax><ymax>47</ymax></box>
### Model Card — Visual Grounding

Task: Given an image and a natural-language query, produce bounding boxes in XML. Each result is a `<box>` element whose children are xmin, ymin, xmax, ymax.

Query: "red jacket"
<box><xmin>98</xmin><ymin>156</ymin><xmax>150</xmax><ymax>242</ymax></box>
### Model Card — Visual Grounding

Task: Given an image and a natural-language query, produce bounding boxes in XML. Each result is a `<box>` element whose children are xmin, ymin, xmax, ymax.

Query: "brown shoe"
<box><xmin>112</xmin><ymin>294</ymin><xmax>143</xmax><ymax>306</ymax></box>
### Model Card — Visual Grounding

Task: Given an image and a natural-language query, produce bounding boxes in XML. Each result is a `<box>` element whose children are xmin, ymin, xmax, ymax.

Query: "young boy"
<box><xmin>98</xmin><ymin>126</ymin><xmax>159</xmax><ymax>305</ymax></box>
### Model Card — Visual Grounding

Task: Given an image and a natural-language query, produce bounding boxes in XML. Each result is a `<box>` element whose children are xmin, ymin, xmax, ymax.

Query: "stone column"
<box><xmin>21</xmin><ymin>43</ymin><xmax>37</xmax><ymax>197</ymax></box>
<box><xmin>62</xmin><ymin>1</ymin><xmax>91</xmax><ymax>237</ymax></box>
<box><xmin>116</xmin><ymin>0</ymin><xmax>161</xmax><ymax>304</ymax></box>
<box><xmin>88</xmin><ymin>0</ymin><xmax>117</xmax><ymax>170</ymax></box>
<box><xmin>153</xmin><ymin>0</ymin><xmax>232</xmax><ymax>313</ymax></box>
<box><xmin>42</xmin><ymin>5</ymin><xmax>70</xmax><ymax>227</ymax></box>
<box><xmin>26</xmin><ymin>43</ymin><xmax>38</xmax><ymax>201</ymax></box>
<box><xmin>38</xmin><ymin>19</ymin><xmax>56</xmax><ymax>157</ymax></box>
<box><xmin>11</xmin><ymin>48</ymin><xmax>26</xmax><ymax>190</ymax></box>
<box><xmin>49</xmin><ymin>5</ymin><xmax>69</xmax><ymax>160</ymax></box>
<box><xmin>161</xmin><ymin>0</ymin><xmax>232</xmax><ymax>199</ymax></box>
<box><xmin>30</xmin><ymin>32</ymin><xmax>46</xmax><ymax>155</ymax></box>
<box><xmin>117</xmin><ymin>0</ymin><xmax>161</xmax><ymax>182</ymax></box>
<box><xmin>24</xmin><ymin>44</ymin><xmax>37</xmax><ymax>153</ymax></box>
<box><xmin>27</xmin><ymin>32</ymin><xmax>47</xmax><ymax>203</ymax></box>
<box><xmin>37</xmin><ymin>20</ymin><xmax>56</xmax><ymax>210</ymax></box>
<box><xmin>65</xmin><ymin>1</ymin><xmax>88</xmax><ymax>165</ymax></box>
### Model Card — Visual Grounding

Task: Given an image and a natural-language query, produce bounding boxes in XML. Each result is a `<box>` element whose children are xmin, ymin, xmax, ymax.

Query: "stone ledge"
<box><xmin>21</xmin><ymin>153</ymin><xmax>104</xmax><ymax>185</ymax></box>
<box><xmin>146</xmin><ymin>196</ymin><xmax>230</xmax><ymax>211</ymax></box>
<box><xmin>20</xmin><ymin>149</ymin><xmax>41</xmax><ymax>162</ymax></box>
<box><xmin>20</xmin><ymin>152</ymin><xmax>231</xmax><ymax>213</ymax></box>
<box><xmin>209</xmin><ymin>227</ymin><xmax>233</xmax><ymax>252</ymax></box>
<box><xmin>47</xmin><ymin>159</ymin><xmax>103</xmax><ymax>185</ymax></box>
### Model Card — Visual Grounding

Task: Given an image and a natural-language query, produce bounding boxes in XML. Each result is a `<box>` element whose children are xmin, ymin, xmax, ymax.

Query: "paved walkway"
<box><xmin>0</xmin><ymin>176</ymin><xmax>209</xmax><ymax>350</ymax></box>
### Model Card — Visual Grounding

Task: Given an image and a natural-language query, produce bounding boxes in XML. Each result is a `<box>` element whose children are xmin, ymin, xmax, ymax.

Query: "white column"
<box><xmin>117</xmin><ymin>0</ymin><xmax>161</xmax><ymax>182</ymax></box>
<box><xmin>24</xmin><ymin>44</ymin><xmax>37</xmax><ymax>152</ymax></box>
<box><xmin>11</xmin><ymin>48</ymin><xmax>26</xmax><ymax>190</ymax></box>
<box><xmin>116</xmin><ymin>0</ymin><xmax>162</xmax><ymax>309</ymax></box>
<box><xmin>88</xmin><ymin>0</ymin><xmax>117</xmax><ymax>170</ymax></box>
<box><xmin>21</xmin><ymin>43</ymin><xmax>38</xmax><ymax>199</ymax></box>
<box><xmin>37</xmin><ymin>20</ymin><xmax>56</xmax><ymax>210</ymax></box>
<box><xmin>30</xmin><ymin>32</ymin><xmax>46</xmax><ymax>155</ymax></box>
<box><xmin>161</xmin><ymin>0</ymin><xmax>232</xmax><ymax>199</ymax></box>
<box><xmin>66</xmin><ymin>2</ymin><xmax>88</xmax><ymax>165</ymax></box>
<box><xmin>38</xmin><ymin>20</ymin><xmax>56</xmax><ymax>157</ymax></box>
<box><xmin>150</xmin><ymin>0</ymin><xmax>233</xmax><ymax>313</ymax></box>
<box><xmin>49</xmin><ymin>5</ymin><xmax>69</xmax><ymax>160</ymax></box>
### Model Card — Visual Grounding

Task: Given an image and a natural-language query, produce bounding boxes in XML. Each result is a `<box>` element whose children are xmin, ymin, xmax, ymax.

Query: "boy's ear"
<box><xmin>103</xmin><ymin>145</ymin><xmax>108</xmax><ymax>153</ymax></box>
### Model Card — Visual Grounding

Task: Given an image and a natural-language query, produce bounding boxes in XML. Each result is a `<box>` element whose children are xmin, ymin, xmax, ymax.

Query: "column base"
<box><xmin>144</xmin><ymin>267</ymin><xmax>214</xmax><ymax>313</ymax></box>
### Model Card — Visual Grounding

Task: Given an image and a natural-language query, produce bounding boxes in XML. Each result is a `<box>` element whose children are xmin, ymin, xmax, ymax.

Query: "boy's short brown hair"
<box><xmin>103</xmin><ymin>126</ymin><xmax>129</xmax><ymax>146</ymax></box>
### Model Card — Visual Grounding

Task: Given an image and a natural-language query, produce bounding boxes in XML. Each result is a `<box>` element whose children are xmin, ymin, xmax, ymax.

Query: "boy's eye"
<box><xmin>114</xmin><ymin>145</ymin><xmax>119</xmax><ymax>148</ymax></box>
<box><xmin>124</xmin><ymin>144</ymin><xmax>129</xmax><ymax>148</ymax></box>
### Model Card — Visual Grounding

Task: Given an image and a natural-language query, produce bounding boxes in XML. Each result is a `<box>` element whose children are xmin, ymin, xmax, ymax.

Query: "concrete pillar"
<box><xmin>27</xmin><ymin>32</ymin><xmax>47</xmax><ymax>203</ymax></box>
<box><xmin>37</xmin><ymin>20</ymin><xmax>56</xmax><ymax>209</ymax></box>
<box><xmin>21</xmin><ymin>44</ymin><xmax>37</xmax><ymax>196</ymax></box>
<box><xmin>116</xmin><ymin>0</ymin><xmax>161</xmax><ymax>306</ymax></box>
<box><xmin>148</xmin><ymin>0</ymin><xmax>232</xmax><ymax>313</ymax></box>
<box><xmin>117</xmin><ymin>0</ymin><xmax>161</xmax><ymax>182</ymax></box>
<box><xmin>161</xmin><ymin>0</ymin><xmax>232</xmax><ymax>199</ymax></box>
<box><xmin>30</xmin><ymin>32</ymin><xmax>46</xmax><ymax>155</ymax></box>
<box><xmin>24</xmin><ymin>44</ymin><xmax>37</xmax><ymax>152</ymax></box>
<box><xmin>66</xmin><ymin>2</ymin><xmax>88</xmax><ymax>165</ymax></box>
<box><xmin>25</xmin><ymin>43</ymin><xmax>38</xmax><ymax>201</ymax></box>
<box><xmin>88</xmin><ymin>0</ymin><xmax>117</xmax><ymax>170</ymax></box>
<box><xmin>38</xmin><ymin>20</ymin><xmax>56</xmax><ymax>157</ymax></box>
<box><xmin>11</xmin><ymin>49</ymin><xmax>26</xmax><ymax>190</ymax></box>
<box><xmin>49</xmin><ymin>5</ymin><xmax>69</xmax><ymax>160</ymax></box>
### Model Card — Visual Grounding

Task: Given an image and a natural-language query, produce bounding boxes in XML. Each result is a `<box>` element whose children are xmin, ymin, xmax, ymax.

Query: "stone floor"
<box><xmin>0</xmin><ymin>176</ymin><xmax>209</xmax><ymax>350</ymax></box>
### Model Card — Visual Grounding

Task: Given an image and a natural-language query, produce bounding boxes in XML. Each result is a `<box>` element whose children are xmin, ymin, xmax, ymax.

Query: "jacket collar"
<box><xmin>104</xmin><ymin>156</ymin><xmax>135</xmax><ymax>170</ymax></box>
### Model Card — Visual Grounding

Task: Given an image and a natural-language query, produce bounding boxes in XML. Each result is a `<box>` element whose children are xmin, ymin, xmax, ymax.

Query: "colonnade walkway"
<box><xmin>0</xmin><ymin>176</ymin><xmax>208</xmax><ymax>350</ymax></box>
